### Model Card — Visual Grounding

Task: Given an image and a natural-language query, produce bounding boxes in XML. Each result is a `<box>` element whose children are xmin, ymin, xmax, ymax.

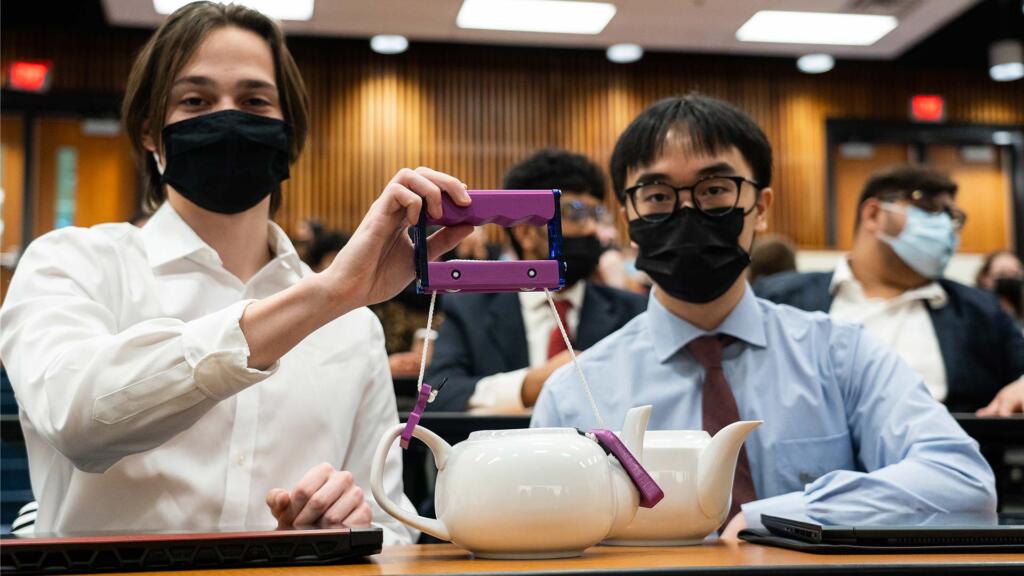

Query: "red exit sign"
<box><xmin>7</xmin><ymin>61</ymin><xmax>52</xmax><ymax>93</ymax></box>
<box><xmin>910</xmin><ymin>94</ymin><xmax>945</xmax><ymax>123</ymax></box>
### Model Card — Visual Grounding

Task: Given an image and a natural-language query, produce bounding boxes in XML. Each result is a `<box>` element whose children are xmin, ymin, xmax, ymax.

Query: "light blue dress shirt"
<box><xmin>531</xmin><ymin>285</ymin><xmax>996</xmax><ymax>529</ymax></box>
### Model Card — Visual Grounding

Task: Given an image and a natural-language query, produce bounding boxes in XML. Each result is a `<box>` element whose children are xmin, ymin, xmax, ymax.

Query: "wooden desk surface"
<box><xmin>135</xmin><ymin>542</ymin><xmax>1024</xmax><ymax>576</ymax></box>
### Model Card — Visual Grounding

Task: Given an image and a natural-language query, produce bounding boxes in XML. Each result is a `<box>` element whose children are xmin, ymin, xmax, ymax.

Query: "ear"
<box><xmin>858</xmin><ymin>199</ymin><xmax>883</xmax><ymax>234</ymax></box>
<box><xmin>141</xmin><ymin>120</ymin><xmax>159</xmax><ymax>154</ymax></box>
<box><xmin>754</xmin><ymin>188</ymin><xmax>773</xmax><ymax>233</ymax></box>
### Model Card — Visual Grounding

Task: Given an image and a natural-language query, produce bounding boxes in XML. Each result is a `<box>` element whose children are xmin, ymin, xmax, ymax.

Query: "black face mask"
<box><xmin>160</xmin><ymin>109</ymin><xmax>292</xmax><ymax>214</ymax></box>
<box><xmin>628</xmin><ymin>208</ymin><xmax>750</xmax><ymax>303</ymax></box>
<box><xmin>994</xmin><ymin>276</ymin><xmax>1024</xmax><ymax>319</ymax></box>
<box><xmin>560</xmin><ymin>234</ymin><xmax>603</xmax><ymax>287</ymax></box>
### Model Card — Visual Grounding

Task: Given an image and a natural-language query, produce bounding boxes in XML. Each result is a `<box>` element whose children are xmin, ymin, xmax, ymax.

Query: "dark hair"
<box><xmin>976</xmin><ymin>249</ymin><xmax>1021</xmax><ymax>286</ymax></box>
<box><xmin>129</xmin><ymin>211</ymin><xmax>151</xmax><ymax>227</ymax></box>
<box><xmin>609</xmin><ymin>94</ymin><xmax>773</xmax><ymax>203</ymax></box>
<box><xmin>502</xmin><ymin>148</ymin><xmax>607</xmax><ymax>258</ymax></box>
<box><xmin>306</xmin><ymin>231</ymin><xmax>350</xmax><ymax>269</ymax></box>
<box><xmin>503</xmin><ymin>149</ymin><xmax>607</xmax><ymax>200</ymax></box>
<box><xmin>855</xmin><ymin>165</ymin><xmax>957</xmax><ymax>229</ymax></box>
<box><xmin>122</xmin><ymin>1</ymin><xmax>310</xmax><ymax>214</ymax></box>
<box><xmin>749</xmin><ymin>234</ymin><xmax>797</xmax><ymax>285</ymax></box>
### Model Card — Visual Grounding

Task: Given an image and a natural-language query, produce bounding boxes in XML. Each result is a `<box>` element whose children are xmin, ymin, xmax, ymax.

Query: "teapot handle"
<box><xmin>370</xmin><ymin>423</ymin><xmax>452</xmax><ymax>542</ymax></box>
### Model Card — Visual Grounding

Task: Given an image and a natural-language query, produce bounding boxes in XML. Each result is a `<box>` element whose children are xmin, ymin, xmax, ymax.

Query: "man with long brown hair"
<box><xmin>0</xmin><ymin>1</ymin><xmax>472</xmax><ymax>542</ymax></box>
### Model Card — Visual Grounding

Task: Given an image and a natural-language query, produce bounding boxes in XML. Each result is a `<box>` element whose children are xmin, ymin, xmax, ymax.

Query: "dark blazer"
<box><xmin>754</xmin><ymin>271</ymin><xmax>1024</xmax><ymax>412</ymax></box>
<box><xmin>427</xmin><ymin>283</ymin><xmax>647</xmax><ymax>411</ymax></box>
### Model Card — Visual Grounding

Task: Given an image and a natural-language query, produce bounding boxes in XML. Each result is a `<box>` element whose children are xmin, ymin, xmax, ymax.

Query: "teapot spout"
<box><xmin>619</xmin><ymin>405</ymin><xmax>652</xmax><ymax>461</ymax></box>
<box><xmin>697</xmin><ymin>420</ymin><xmax>762</xmax><ymax>520</ymax></box>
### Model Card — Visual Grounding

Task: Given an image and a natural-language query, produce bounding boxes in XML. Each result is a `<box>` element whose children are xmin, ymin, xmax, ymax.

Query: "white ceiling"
<box><xmin>101</xmin><ymin>0</ymin><xmax>981</xmax><ymax>59</ymax></box>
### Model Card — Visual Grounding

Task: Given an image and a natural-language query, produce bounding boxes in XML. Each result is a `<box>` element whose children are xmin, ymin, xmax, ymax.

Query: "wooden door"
<box><xmin>927</xmin><ymin>144</ymin><xmax>1013</xmax><ymax>254</ymax></box>
<box><xmin>34</xmin><ymin>116</ymin><xmax>138</xmax><ymax>238</ymax></box>
<box><xmin>1</xmin><ymin>114</ymin><xmax>26</xmax><ymax>302</ymax></box>
<box><xmin>831</xmin><ymin>143</ymin><xmax>912</xmax><ymax>250</ymax></box>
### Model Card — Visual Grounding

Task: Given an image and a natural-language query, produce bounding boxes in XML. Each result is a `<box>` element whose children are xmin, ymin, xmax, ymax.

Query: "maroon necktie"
<box><xmin>686</xmin><ymin>334</ymin><xmax>757</xmax><ymax>527</ymax></box>
<box><xmin>546</xmin><ymin>300</ymin><xmax>574</xmax><ymax>359</ymax></box>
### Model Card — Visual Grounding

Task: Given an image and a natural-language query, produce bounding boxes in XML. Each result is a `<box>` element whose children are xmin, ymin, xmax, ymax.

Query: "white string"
<box><xmin>544</xmin><ymin>288</ymin><xmax>605</xmax><ymax>428</ymax></box>
<box><xmin>416</xmin><ymin>290</ymin><xmax>438</xmax><ymax>392</ymax></box>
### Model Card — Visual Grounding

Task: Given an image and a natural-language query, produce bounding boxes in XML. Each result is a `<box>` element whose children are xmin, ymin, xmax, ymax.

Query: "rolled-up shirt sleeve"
<box><xmin>742</xmin><ymin>326</ymin><xmax>996</xmax><ymax>529</ymax></box>
<box><xmin>0</xmin><ymin>227</ymin><xmax>276</xmax><ymax>473</ymax></box>
<box><xmin>468</xmin><ymin>368</ymin><xmax>528</xmax><ymax>410</ymax></box>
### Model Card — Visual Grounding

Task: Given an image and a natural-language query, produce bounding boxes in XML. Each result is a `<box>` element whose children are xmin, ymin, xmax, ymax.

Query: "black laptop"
<box><xmin>0</xmin><ymin>526</ymin><xmax>383</xmax><ymax>574</ymax></box>
<box><xmin>746</xmin><ymin>513</ymin><xmax>1024</xmax><ymax>553</ymax></box>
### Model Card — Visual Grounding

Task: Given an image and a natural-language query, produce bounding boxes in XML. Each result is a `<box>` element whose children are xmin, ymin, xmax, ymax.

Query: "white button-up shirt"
<box><xmin>0</xmin><ymin>203</ymin><xmax>417</xmax><ymax>544</ymax></box>
<box><xmin>828</xmin><ymin>258</ymin><xmax>949</xmax><ymax>402</ymax></box>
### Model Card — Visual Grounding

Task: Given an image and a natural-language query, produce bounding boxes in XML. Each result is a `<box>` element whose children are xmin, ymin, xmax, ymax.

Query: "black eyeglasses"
<box><xmin>882</xmin><ymin>190</ymin><xmax>968</xmax><ymax>231</ymax></box>
<box><xmin>561</xmin><ymin>200</ymin><xmax>607</xmax><ymax>223</ymax></box>
<box><xmin>624</xmin><ymin>175</ymin><xmax>762</xmax><ymax>223</ymax></box>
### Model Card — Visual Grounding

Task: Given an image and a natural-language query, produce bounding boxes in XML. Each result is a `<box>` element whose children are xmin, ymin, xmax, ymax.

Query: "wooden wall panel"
<box><xmin>2</xmin><ymin>29</ymin><xmax>1023</xmax><ymax>249</ymax></box>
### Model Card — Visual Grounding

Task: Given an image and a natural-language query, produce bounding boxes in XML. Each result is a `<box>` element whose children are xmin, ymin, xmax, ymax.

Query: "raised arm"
<box><xmin>0</xmin><ymin>167</ymin><xmax>472</xmax><ymax>472</ymax></box>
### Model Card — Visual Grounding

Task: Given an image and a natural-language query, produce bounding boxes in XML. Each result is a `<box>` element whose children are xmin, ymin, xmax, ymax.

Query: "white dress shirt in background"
<box><xmin>829</xmin><ymin>258</ymin><xmax>949</xmax><ymax>402</ymax></box>
<box><xmin>0</xmin><ymin>203</ymin><xmax>417</xmax><ymax>543</ymax></box>
<box><xmin>467</xmin><ymin>281</ymin><xmax>585</xmax><ymax>410</ymax></box>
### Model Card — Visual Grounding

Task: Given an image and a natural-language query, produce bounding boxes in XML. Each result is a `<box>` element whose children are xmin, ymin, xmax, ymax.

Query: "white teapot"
<box><xmin>370</xmin><ymin>406</ymin><xmax>654</xmax><ymax>559</ymax></box>
<box><xmin>603</xmin><ymin>420</ymin><xmax>762</xmax><ymax>546</ymax></box>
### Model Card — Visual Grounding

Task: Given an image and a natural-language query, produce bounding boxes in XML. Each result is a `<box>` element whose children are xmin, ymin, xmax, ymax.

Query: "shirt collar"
<box><xmin>141</xmin><ymin>202</ymin><xmax>303</xmax><ymax>273</ymax></box>
<box><xmin>647</xmin><ymin>283</ymin><xmax>768</xmax><ymax>364</ymax></box>
<box><xmin>141</xmin><ymin>203</ymin><xmax>211</xmax><ymax>268</ymax></box>
<box><xmin>831</xmin><ymin>256</ymin><xmax>947</xmax><ymax>308</ymax></box>
<box><xmin>522</xmin><ymin>279</ymin><xmax>587</xmax><ymax>311</ymax></box>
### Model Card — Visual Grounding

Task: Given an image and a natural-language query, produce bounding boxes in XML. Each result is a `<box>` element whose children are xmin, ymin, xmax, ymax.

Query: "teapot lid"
<box><xmin>642</xmin><ymin>429</ymin><xmax>711</xmax><ymax>448</ymax></box>
<box><xmin>467</xmin><ymin>427</ymin><xmax>579</xmax><ymax>440</ymax></box>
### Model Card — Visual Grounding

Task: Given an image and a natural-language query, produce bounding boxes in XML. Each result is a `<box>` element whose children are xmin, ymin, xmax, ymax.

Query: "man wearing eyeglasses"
<box><xmin>531</xmin><ymin>95</ymin><xmax>995</xmax><ymax>540</ymax></box>
<box><xmin>427</xmin><ymin>149</ymin><xmax>647</xmax><ymax>410</ymax></box>
<box><xmin>756</xmin><ymin>166</ymin><xmax>1024</xmax><ymax>416</ymax></box>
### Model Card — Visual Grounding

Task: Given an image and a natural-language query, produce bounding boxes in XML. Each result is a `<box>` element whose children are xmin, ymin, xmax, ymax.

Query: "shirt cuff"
<box><xmin>467</xmin><ymin>368</ymin><xmax>529</xmax><ymax>410</ymax></box>
<box><xmin>182</xmin><ymin>299</ymin><xmax>279</xmax><ymax>401</ymax></box>
<box><xmin>740</xmin><ymin>490</ymin><xmax>805</xmax><ymax>530</ymax></box>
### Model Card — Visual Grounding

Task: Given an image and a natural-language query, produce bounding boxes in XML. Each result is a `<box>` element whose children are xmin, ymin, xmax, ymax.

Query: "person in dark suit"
<box><xmin>427</xmin><ymin>149</ymin><xmax>647</xmax><ymax>411</ymax></box>
<box><xmin>756</xmin><ymin>166</ymin><xmax>1024</xmax><ymax>415</ymax></box>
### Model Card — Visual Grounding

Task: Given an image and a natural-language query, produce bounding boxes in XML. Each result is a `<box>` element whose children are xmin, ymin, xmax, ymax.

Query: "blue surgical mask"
<box><xmin>878</xmin><ymin>203</ymin><xmax>959</xmax><ymax>279</ymax></box>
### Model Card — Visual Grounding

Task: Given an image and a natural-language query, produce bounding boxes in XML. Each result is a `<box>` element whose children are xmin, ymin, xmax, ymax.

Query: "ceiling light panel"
<box><xmin>153</xmin><ymin>0</ymin><xmax>315</xmax><ymax>21</ymax></box>
<box><xmin>456</xmin><ymin>0</ymin><xmax>617</xmax><ymax>34</ymax></box>
<box><xmin>736</xmin><ymin>10</ymin><xmax>898</xmax><ymax>46</ymax></box>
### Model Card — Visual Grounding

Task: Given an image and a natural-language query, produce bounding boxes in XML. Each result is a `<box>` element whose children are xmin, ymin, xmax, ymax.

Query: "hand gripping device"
<box><xmin>412</xmin><ymin>189</ymin><xmax>565</xmax><ymax>293</ymax></box>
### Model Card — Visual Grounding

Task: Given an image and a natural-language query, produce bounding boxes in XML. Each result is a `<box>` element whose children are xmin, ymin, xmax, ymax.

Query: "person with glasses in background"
<box><xmin>427</xmin><ymin>149</ymin><xmax>647</xmax><ymax>411</ymax></box>
<box><xmin>532</xmin><ymin>95</ymin><xmax>995</xmax><ymax>541</ymax></box>
<box><xmin>757</xmin><ymin>166</ymin><xmax>1024</xmax><ymax>416</ymax></box>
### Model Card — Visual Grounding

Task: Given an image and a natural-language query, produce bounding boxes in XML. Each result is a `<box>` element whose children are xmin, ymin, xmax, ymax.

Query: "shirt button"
<box><xmin>237</xmin><ymin>455</ymin><xmax>246</xmax><ymax>466</ymax></box>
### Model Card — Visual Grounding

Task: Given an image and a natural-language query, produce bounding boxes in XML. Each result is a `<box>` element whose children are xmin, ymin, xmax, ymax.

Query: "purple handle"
<box><xmin>590</xmin><ymin>429</ymin><xmax>664</xmax><ymax>508</ymax></box>
<box><xmin>400</xmin><ymin>384</ymin><xmax>432</xmax><ymax>450</ymax></box>
<box><xmin>426</xmin><ymin>190</ymin><xmax>555</xmax><ymax>227</ymax></box>
<box><xmin>425</xmin><ymin>259</ymin><xmax>562</xmax><ymax>292</ymax></box>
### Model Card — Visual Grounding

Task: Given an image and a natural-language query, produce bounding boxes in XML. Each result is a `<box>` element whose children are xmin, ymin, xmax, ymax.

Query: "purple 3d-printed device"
<box><xmin>413</xmin><ymin>190</ymin><xmax>566</xmax><ymax>293</ymax></box>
